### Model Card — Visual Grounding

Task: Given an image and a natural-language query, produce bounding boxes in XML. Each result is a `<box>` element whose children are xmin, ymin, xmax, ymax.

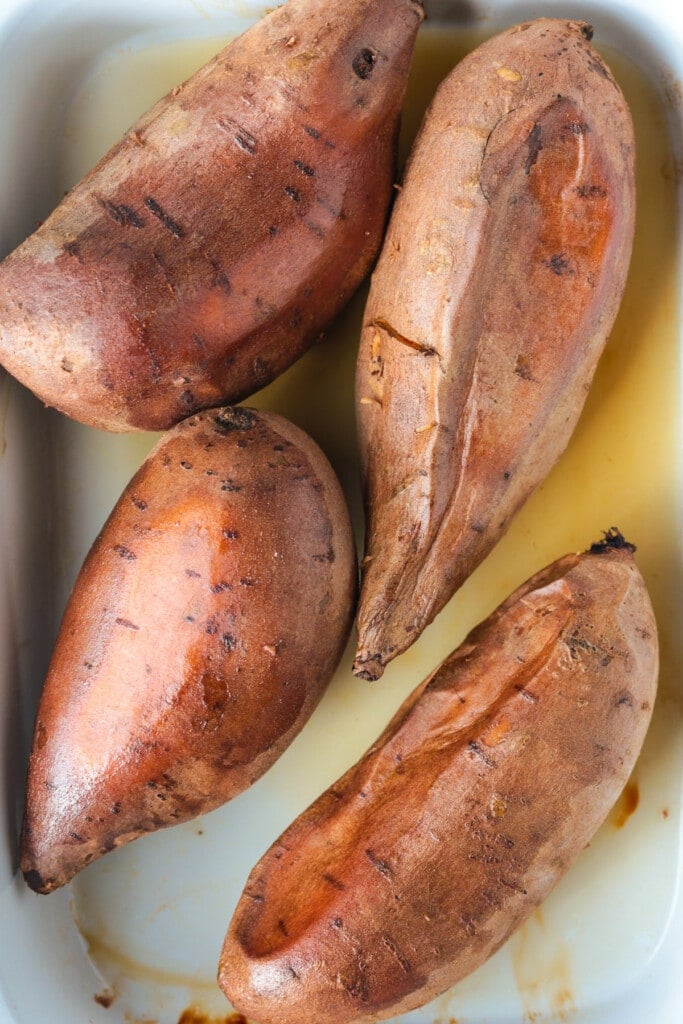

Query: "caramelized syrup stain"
<box><xmin>177</xmin><ymin>1010</ymin><xmax>248</xmax><ymax>1024</ymax></box>
<box><xmin>612</xmin><ymin>780</ymin><xmax>640</xmax><ymax>828</ymax></box>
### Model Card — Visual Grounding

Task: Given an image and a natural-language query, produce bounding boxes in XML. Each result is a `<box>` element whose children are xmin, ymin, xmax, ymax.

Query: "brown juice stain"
<box><xmin>511</xmin><ymin>908</ymin><xmax>576</xmax><ymax>1023</ymax></box>
<box><xmin>612</xmin><ymin>780</ymin><xmax>641</xmax><ymax>828</ymax></box>
<box><xmin>81</xmin><ymin>928</ymin><xmax>219</xmax><ymax>993</ymax></box>
<box><xmin>94</xmin><ymin>988</ymin><xmax>116</xmax><ymax>1008</ymax></box>
<box><xmin>177</xmin><ymin>1010</ymin><xmax>248</xmax><ymax>1024</ymax></box>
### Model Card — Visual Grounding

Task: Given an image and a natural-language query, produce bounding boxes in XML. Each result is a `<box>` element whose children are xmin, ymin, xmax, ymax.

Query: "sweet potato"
<box><xmin>21</xmin><ymin>407</ymin><xmax>356</xmax><ymax>894</ymax></box>
<box><xmin>354</xmin><ymin>19</ymin><xmax>636</xmax><ymax>679</ymax></box>
<box><xmin>0</xmin><ymin>0</ymin><xmax>423</xmax><ymax>432</ymax></box>
<box><xmin>220</xmin><ymin>532</ymin><xmax>657</xmax><ymax>1024</ymax></box>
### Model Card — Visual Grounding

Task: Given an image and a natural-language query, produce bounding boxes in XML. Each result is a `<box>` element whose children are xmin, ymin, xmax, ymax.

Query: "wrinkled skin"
<box><xmin>354</xmin><ymin>20</ymin><xmax>636</xmax><ymax>679</ymax></box>
<box><xmin>21</xmin><ymin>408</ymin><xmax>356</xmax><ymax>894</ymax></box>
<box><xmin>221</xmin><ymin>533</ymin><xmax>657</xmax><ymax>1024</ymax></box>
<box><xmin>0</xmin><ymin>0</ymin><xmax>423</xmax><ymax>431</ymax></box>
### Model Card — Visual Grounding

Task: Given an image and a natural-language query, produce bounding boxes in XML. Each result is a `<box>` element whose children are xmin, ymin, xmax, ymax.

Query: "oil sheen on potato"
<box><xmin>56</xmin><ymin>21</ymin><xmax>681</xmax><ymax>1024</ymax></box>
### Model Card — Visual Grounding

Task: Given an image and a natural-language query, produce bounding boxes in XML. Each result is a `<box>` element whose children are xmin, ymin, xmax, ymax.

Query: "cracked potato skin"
<box><xmin>21</xmin><ymin>408</ymin><xmax>356</xmax><ymax>894</ymax></box>
<box><xmin>220</xmin><ymin>536</ymin><xmax>657</xmax><ymax>1024</ymax></box>
<box><xmin>354</xmin><ymin>19</ymin><xmax>636</xmax><ymax>679</ymax></box>
<box><xmin>0</xmin><ymin>0</ymin><xmax>423</xmax><ymax>431</ymax></box>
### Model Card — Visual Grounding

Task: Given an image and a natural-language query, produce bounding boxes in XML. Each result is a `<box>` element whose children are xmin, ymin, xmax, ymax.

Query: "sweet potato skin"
<box><xmin>220</xmin><ymin>537</ymin><xmax>657</xmax><ymax>1024</ymax></box>
<box><xmin>21</xmin><ymin>408</ymin><xmax>356</xmax><ymax>894</ymax></box>
<box><xmin>354</xmin><ymin>19</ymin><xmax>636</xmax><ymax>679</ymax></box>
<box><xmin>0</xmin><ymin>0</ymin><xmax>423</xmax><ymax>432</ymax></box>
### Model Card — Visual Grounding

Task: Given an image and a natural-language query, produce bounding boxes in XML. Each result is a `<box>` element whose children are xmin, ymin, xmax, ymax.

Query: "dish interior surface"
<box><xmin>0</xmin><ymin>3</ymin><xmax>681</xmax><ymax>1024</ymax></box>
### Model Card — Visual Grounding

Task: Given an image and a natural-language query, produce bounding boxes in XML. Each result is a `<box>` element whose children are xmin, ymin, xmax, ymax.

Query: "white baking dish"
<box><xmin>0</xmin><ymin>1</ymin><xmax>681</xmax><ymax>1022</ymax></box>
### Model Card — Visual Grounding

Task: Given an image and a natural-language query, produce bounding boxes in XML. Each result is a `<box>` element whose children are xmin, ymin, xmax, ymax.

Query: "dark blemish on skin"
<box><xmin>284</xmin><ymin>186</ymin><xmax>301</xmax><ymax>202</ymax></box>
<box><xmin>208</xmin><ymin>256</ymin><xmax>232</xmax><ymax>295</ymax></box>
<box><xmin>60</xmin><ymin>357</ymin><xmax>73</xmax><ymax>373</ymax></box>
<box><xmin>180</xmin><ymin>390</ymin><xmax>193</xmax><ymax>408</ymax></box>
<box><xmin>294</xmin><ymin>159</ymin><xmax>315</xmax><ymax>177</ymax></box>
<box><xmin>113</xmin><ymin>545</ymin><xmax>137</xmax><ymax>561</ymax></box>
<box><xmin>471</xmin><ymin>522</ymin><xmax>486</xmax><ymax>533</ymax></box>
<box><xmin>221</xmin><ymin>480</ymin><xmax>242</xmax><ymax>492</ymax></box>
<box><xmin>580</xmin><ymin>23</ymin><xmax>594</xmax><ymax>40</ymax></box>
<box><xmin>111</xmin><ymin>802</ymin><xmax>121</xmax><ymax>815</ymax></box>
<box><xmin>214</xmin><ymin>407</ymin><xmax>256</xmax><ymax>432</ymax></box>
<box><xmin>575</xmin><ymin>183</ymin><xmax>608</xmax><ymax>198</ymax></box>
<box><xmin>503</xmin><ymin>471</ymin><xmax>511</xmax><ymax>480</ymax></box>
<box><xmin>180</xmin><ymin>461</ymin><xmax>193</xmax><ymax>470</ymax></box>
<box><xmin>93</xmin><ymin>991</ymin><xmax>115</xmax><ymax>1009</ymax></box>
<box><xmin>365</xmin><ymin>849</ymin><xmax>393</xmax><ymax>878</ymax></box>
<box><xmin>185</xmin><ymin>569</ymin><xmax>201</xmax><ymax>579</ymax></box>
<box><xmin>331</xmin><ymin>917</ymin><xmax>343</xmax><ymax>929</ymax></box>
<box><xmin>615</xmin><ymin>690</ymin><xmax>635</xmax><ymax>707</ymax></box>
<box><xmin>98</xmin><ymin>197</ymin><xmax>145</xmax><ymax>229</ymax></box>
<box><xmin>381</xmin><ymin>935</ymin><xmax>413</xmax><ymax>974</ymax></box>
<box><xmin>131</xmin><ymin>496</ymin><xmax>147</xmax><ymax>511</ymax></box>
<box><xmin>303</xmin><ymin>124</ymin><xmax>321</xmax><ymax>139</ymax></box>
<box><xmin>312</xmin><ymin>547</ymin><xmax>336</xmax><ymax>563</ymax></box>
<box><xmin>304</xmin><ymin>220</ymin><xmax>325</xmax><ymax>240</ymax></box>
<box><xmin>543</xmin><ymin>253</ymin><xmax>573</xmax><ymax>276</ymax></box>
<box><xmin>322</xmin><ymin>873</ymin><xmax>346</xmax><ymax>891</ymax></box>
<box><xmin>184</xmin><ymin>615</ymin><xmax>195</xmax><ymax>623</ymax></box>
<box><xmin>234</xmin><ymin>128</ymin><xmax>257</xmax><ymax>154</ymax></box>
<box><xmin>223</xmin><ymin>529</ymin><xmax>239</xmax><ymax>539</ymax></box>
<box><xmin>144</xmin><ymin>196</ymin><xmax>184</xmax><ymax>238</ymax></box>
<box><xmin>515</xmin><ymin>354</ymin><xmax>534</xmax><ymax>381</ymax></box>
<box><xmin>460</xmin><ymin>915</ymin><xmax>477</xmax><ymax>937</ymax></box>
<box><xmin>372</xmin><ymin>318</ymin><xmax>438</xmax><ymax>356</ymax></box>
<box><xmin>269</xmin><ymin>225</ymin><xmax>279</xmax><ymax>235</ymax></box>
<box><xmin>352</xmin><ymin>48</ymin><xmax>377</xmax><ymax>80</ymax></box>
<box><xmin>115</xmin><ymin>618</ymin><xmax>139</xmax><ymax>630</ymax></box>
<box><xmin>468</xmin><ymin>740</ymin><xmax>495</xmax><ymax>767</ymax></box>
<box><xmin>239</xmin><ymin>578</ymin><xmax>256</xmax><ymax>587</ymax></box>
<box><xmin>211</xmin><ymin>582</ymin><xmax>232</xmax><ymax>594</ymax></box>
<box><xmin>222</xmin><ymin>634</ymin><xmax>237</xmax><ymax>651</ymax></box>
<box><xmin>524</xmin><ymin>123</ymin><xmax>542</xmax><ymax>174</ymax></box>
<box><xmin>278</xmin><ymin>919</ymin><xmax>289</xmax><ymax>938</ymax></box>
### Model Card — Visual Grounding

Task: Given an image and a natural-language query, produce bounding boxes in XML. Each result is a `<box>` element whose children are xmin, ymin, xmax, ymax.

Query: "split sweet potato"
<box><xmin>21</xmin><ymin>408</ymin><xmax>356</xmax><ymax>894</ymax></box>
<box><xmin>220</xmin><ymin>532</ymin><xmax>657</xmax><ymax>1024</ymax></box>
<box><xmin>0</xmin><ymin>0</ymin><xmax>423</xmax><ymax>432</ymax></box>
<box><xmin>354</xmin><ymin>19</ymin><xmax>636</xmax><ymax>679</ymax></box>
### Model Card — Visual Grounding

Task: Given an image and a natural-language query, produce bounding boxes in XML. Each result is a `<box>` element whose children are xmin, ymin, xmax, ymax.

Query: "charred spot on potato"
<box><xmin>144</xmin><ymin>196</ymin><xmax>184</xmax><ymax>238</ymax></box>
<box><xmin>542</xmin><ymin>253</ymin><xmax>573</xmax><ymax>276</ymax></box>
<box><xmin>589</xmin><ymin>528</ymin><xmax>636</xmax><ymax>555</ymax></box>
<box><xmin>352</xmin><ymin>48</ymin><xmax>377</xmax><ymax>80</ymax></box>
<box><xmin>131</xmin><ymin>496</ymin><xmax>148</xmax><ymax>511</ymax></box>
<box><xmin>524</xmin><ymin>123</ymin><xmax>542</xmax><ymax>173</ymax></box>
<box><xmin>222</xmin><ymin>634</ymin><xmax>237</xmax><ymax>652</ymax></box>
<box><xmin>23</xmin><ymin>868</ymin><xmax>49</xmax><ymax>893</ymax></box>
<box><xmin>97</xmin><ymin>197</ymin><xmax>145</xmax><ymax>229</ymax></box>
<box><xmin>575</xmin><ymin>183</ymin><xmax>608</xmax><ymax>198</ymax></box>
<box><xmin>214</xmin><ymin>408</ymin><xmax>256</xmax><ymax>432</ymax></box>
<box><xmin>284</xmin><ymin>186</ymin><xmax>302</xmax><ymax>202</ymax></box>
<box><xmin>294</xmin><ymin>160</ymin><xmax>315</xmax><ymax>177</ymax></box>
<box><xmin>115</xmin><ymin>618</ymin><xmax>139</xmax><ymax>631</ymax></box>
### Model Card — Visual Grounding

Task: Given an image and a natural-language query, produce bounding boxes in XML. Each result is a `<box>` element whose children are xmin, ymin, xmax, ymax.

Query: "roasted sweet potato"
<box><xmin>0</xmin><ymin>0</ymin><xmax>423</xmax><ymax>432</ymax></box>
<box><xmin>21</xmin><ymin>408</ymin><xmax>356</xmax><ymax>894</ymax></box>
<box><xmin>354</xmin><ymin>19</ymin><xmax>636</xmax><ymax>679</ymax></box>
<box><xmin>220</xmin><ymin>532</ymin><xmax>657</xmax><ymax>1024</ymax></box>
